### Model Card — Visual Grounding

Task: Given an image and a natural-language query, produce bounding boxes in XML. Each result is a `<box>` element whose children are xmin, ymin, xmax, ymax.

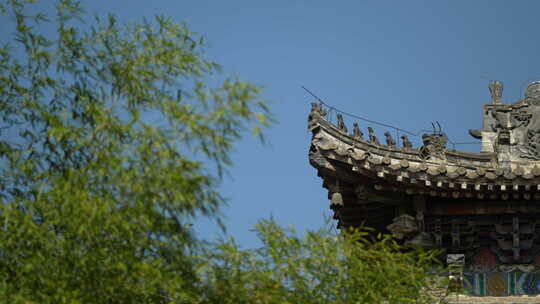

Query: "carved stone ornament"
<box><xmin>401</xmin><ymin>135</ymin><xmax>413</xmax><ymax>148</ymax></box>
<box><xmin>368</xmin><ymin>127</ymin><xmax>379</xmax><ymax>144</ymax></box>
<box><xmin>510</xmin><ymin>110</ymin><xmax>532</xmax><ymax>128</ymax></box>
<box><xmin>419</xmin><ymin>133</ymin><xmax>447</xmax><ymax>160</ymax></box>
<box><xmin>308</xmin><ymin>103</ymin><xmax>327</xmax><ymax>130</ymax></box>
<box><xmin>480</xmin><ymin>82</ymin><xmax>540</xmax><ymax>160</ymax></box>
<box><xmin>525</xmin><ymin>81</ymin><xmax>540</xmax><ymax>104</ymax></box>
<box><xmin>352</xmin><ymin>122</ymin><xmax>363</xmax><ymax>139</ymax></box>
<box><xmin>519</xmin><ymin>128</ymin><xmax>540</xmax><ymax>159</ymax></box>
<box><xmin>489</xmin><ymin>81</ymin><xmax>503</xmax><ymax>104</ymax></box>
<box><xmin>310</xmin><ymin>102</ymin><xmax>327</xmax><ymax>116</ymax></box>
<box><xmin>384</xmin><ymin>131</ymin><xmax>396</xmax><ymax>147</ymax></box>
<box><xmin>498</xmin><ymin>128</ymin><xmax>510</xmax><ymax>145</ymax></box>
<box><xmin>336</xmin><ymin>114</ymin><xmax>347</xmax><ymax>133</ymax></box>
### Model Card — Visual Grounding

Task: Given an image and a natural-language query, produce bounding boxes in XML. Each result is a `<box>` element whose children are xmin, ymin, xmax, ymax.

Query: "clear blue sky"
<box><xmin>5</xmin><ymin>1</ymin><xmax>540</xmax><ymax>248</ymax></box>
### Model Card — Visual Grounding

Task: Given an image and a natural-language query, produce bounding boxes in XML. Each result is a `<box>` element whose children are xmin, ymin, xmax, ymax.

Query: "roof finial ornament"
<box><xmin>310</xmin><ymin>102</ymin><xmax>327</xmax><ymax>116</ymax></box>
<box><xmin>384</xmin><ymin>131</ymin><xmax>396</xmax><ymax>147</ymax></box>
<box><xmin>368</xmin><ymin>127</ymin><xmax>379</xmax><ymax>145</ymax></box>
<box><xmin>353</xmin><ymin>122</ymin><xmax>364</xmax><ymax>139</ymax></box>
<box><xmin>336</xmin><ymin>114</ymin><xmax>348</xmax><ymax>133</ymax></box>
<box><xmin>489</xmin><ymin>81</ymin><xmax>503</xmax><ymax>105</ymax></box>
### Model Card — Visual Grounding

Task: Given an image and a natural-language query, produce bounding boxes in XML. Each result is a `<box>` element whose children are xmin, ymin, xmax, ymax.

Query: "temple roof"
<box><xmin>308</xmin><ymin>81</ymin><xmax>540</xmax><ymax>201</ymax></box>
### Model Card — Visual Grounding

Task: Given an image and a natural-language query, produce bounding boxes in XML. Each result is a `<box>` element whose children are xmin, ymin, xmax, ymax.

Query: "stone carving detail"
<box><xmin>308</xmin><ymin>102</ymin><xmax>327</xmax><ymax>130</ymax></box>
<box><xmin>525</xmin><ymin>81</ymin><xmax>540</xmax><ymax>104</ymax></box>
<box><xmin>520</xmin><ymin>129</ymin><xmax>540</xmax><ymax>159</ymax></box>
<box><xmin>419</xmin><ymin>132</ymin><xmax>447</xmax><ymax>160</ymax></box>
<box><xmin>384</xmin><ymin>131</ymin><xmax>395</xmax><ymax>147</ymax></box>
<box><xmin>367</xmin><ymin>127</ymin><xmax>379</xmax><ymax>144</ymax></box>
<box><xmin>498</xmin><ymin>128</ymin><xmax>511</xmax><ymax>145</ymax></box>
<box><xmin>352</xmin><ymin>122</ymin><xmax>363</xmax><ymax>139</ymax></box>
<box><xmin>489</xmin><ymin>107</ymin><xmax>507</xmax><ymax>132</ymax></box>
<box><xmin>489</xmin><ymin>81</ymin><xmax>503</xmax><ymax>104</ymax></box>
<box><xmin>476</xmin><ymin>81</ymin><xmax>540</xmax><ymax>159</ymax></box>
<box><xmin>336</xmin><ymin>114</ymin><xmax>347</xmax><ymax>133</ymax></box>
<box><xmin>510</xmin><ymin>110</ymin><xmax>532</xmax><ymax>128</ymax></box>
<box><xmin>401</xmin><ymin>135</ymin><xmax>413</xmax><ymax>148</ymax></box>
<box><xmin>310</xmin><ymin>102</ymin><xmax>327</xmax><ymax>116</ymax></box>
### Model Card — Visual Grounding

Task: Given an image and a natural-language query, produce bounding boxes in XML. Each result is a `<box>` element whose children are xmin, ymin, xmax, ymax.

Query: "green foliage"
<box><xmin>0</xmin><ymin>0</ymin><xmax>269</xmax><ymax>303</ymax></box>
<box><xmin>198</xmin><ymin>220</ymin><xmax>448</xmax><ymax>304</ymax></box>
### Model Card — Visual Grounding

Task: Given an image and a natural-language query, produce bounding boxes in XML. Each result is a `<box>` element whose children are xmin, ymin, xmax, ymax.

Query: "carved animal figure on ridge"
<box><xmin>401</xmin><ymin>135</ymin><xmax>413</xmax><ymax>148</ymax></box>
<box><xmin>368</xmin><ymin>127</ymin><xmax>379</xmax><ymax>144</ymax></box>
<box><xmin>336</xmin><ymin>114</ymin><xmax>347</xmax><ymax>133</ymax></box>
<box><xmin>384</xmin><ymin>131</ymin><xmax>396</xmax><ymax>147</ymax></box>
<box><xmin>353</xmin><ymin>122</ymin><xmax>364</xmax><ymax>139</ymax></box>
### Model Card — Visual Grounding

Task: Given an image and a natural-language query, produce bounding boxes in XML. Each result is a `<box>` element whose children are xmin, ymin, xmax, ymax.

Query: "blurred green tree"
<box><xmin>199</xmin><ymin>220</ymin><xmax>448</xmax><ymax>304</ymax></box>
<box><xmin>0</xmin><ymin>0</ymin><xmax>269</xmax><ymax>302</ymax></box>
